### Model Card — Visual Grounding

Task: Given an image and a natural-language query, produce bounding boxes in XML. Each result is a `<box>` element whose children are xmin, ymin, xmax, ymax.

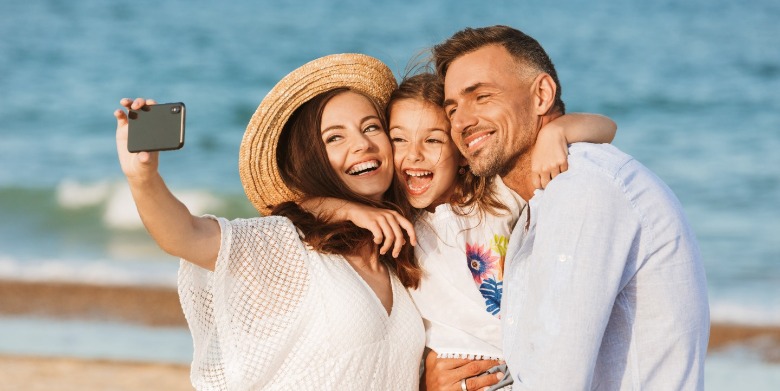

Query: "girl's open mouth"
<box><xmin>404</xmin><ymin>169</ymin><xmax>433</xmax><ymax>195</ymax></box>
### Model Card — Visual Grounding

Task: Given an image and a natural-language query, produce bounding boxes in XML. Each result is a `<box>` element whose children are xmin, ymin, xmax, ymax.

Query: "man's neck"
<box><xmin>500</xmin><ymin>154</ymin><xmax>536</xmax><ymax>201</ymax></box>
<box><xmin>500</xmin><ymin>112</ymin><xmax>563</xmax><ymax>201</ymax></box>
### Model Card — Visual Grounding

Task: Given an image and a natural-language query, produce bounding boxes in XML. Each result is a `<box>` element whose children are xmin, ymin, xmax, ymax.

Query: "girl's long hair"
<box><xmin>272</xmin><ymin>88</ymin><xmax>421</xmax><ymax>288</ymax></box>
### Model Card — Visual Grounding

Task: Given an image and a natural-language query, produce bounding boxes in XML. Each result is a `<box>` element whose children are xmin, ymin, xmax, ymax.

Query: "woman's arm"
<box><xmin>420</xmin><ymin>348</ymin><xmax>503</xmax><ymax>391</ymax></box>
<box><xmin>115</xmin><ymin>98</ymin><xmax>220</xmax><ymax>271</ymax></box>
<box><xmin>300</xmin><ymin>197</ymin><xmax>416</xmax><ymax>258</ymax></box>
<box><xmin>531</xmin><ymin>113</ymin><xmax>617</xmax><ymax>189</ymax></box>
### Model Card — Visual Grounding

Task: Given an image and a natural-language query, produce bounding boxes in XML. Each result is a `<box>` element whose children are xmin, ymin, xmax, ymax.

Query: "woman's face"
<box><xmin>320</xmin><ymin>91</ymin><xmax>394</xmax><ymax>201</ymax></box>
<box><xmin>389</xmin><ymin>99</ymin><xmax>464</xmax><ymax>211</ymax></box>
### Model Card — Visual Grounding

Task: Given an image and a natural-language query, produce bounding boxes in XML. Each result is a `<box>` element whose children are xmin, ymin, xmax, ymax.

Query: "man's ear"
<box><xmin>532</xmin><ymin>73</ymin><xmax>557</xmax><ymax>116</ymax></box>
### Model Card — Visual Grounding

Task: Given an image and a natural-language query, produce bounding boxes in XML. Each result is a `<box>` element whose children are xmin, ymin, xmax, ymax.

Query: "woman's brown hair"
<box><xmin>387</xmin><ymin>73</ymin><xmax>508</xmax><ymax>217</ymax></box>
<box><xmin>273</xmin><ymin>88</ymin><xmax>421</xmax><ymax>288</ymax></box>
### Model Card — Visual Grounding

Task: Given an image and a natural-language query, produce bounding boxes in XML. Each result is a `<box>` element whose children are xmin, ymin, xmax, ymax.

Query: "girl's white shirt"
<box><xmin>178</xmin><ymin>215</ymin><xmax>425</xmax><ymax>390</ymax></box>
<box><xmin>408</xmin><ymin>176</ymin><xmax>526</xmax><ymax>361</ymax></box>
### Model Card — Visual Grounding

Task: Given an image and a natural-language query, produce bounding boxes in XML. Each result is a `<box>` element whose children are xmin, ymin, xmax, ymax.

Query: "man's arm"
<box><xmin>505</xmin><ymin>166</ymin><xmax>641</xmax><ymax>388</ymax></box>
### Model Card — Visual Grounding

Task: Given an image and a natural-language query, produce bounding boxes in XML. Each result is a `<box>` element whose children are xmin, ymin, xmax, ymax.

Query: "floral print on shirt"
<box><xmin>466</xmin><ymin>234</ymin><xmax>508</xmax><ymax>317</ymax></box>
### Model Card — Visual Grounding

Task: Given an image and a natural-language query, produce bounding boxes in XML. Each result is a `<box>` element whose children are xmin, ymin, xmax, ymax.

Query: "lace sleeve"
<box><xmin>178</xmin><ymin>215</ymin><xmax>311</xmax><ymax>390</ymax></box>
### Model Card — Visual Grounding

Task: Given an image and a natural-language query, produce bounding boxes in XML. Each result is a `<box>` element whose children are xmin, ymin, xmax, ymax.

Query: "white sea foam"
<box><xmin>177</xmin><ymin>189</ymin><xmax>223</xmax><ymax>216</ymax></box>
<box><xmin>56</xmin><ymin>179</ymin><xmax>113</xmax><ymax>209</ymax></box>
<box><xmin>102</xmin><ymin>184</ymin><xmax>224</xmax><ymax>230</ymax></box>
<box><xmin>54</xmin><ymin>179</ymin><xmax>225</xmax><ymax>230</ymax></box>
<box><xmin>0</xmin><ymin>256</ymin><xmax>178</xmax><ymax>288</ymax></box>
<box><xmin>103</xmin><ymin>183</ymin><xmax>143</xmax><ymax>230</ymax></box>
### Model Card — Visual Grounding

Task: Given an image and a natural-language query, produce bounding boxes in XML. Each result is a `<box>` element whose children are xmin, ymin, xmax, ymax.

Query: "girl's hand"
<box><xmin>115</xmin><ymin>97</ymin><xmax>160</xmax><ymax>182</ymax></box>
<box><xmin>344</xmin><ymin>203</ymin><xmax>416</xmax><ymax>258</ymax></box>
<box><xmin>300</xmin><ymin>198</ymin><xmax>417</xmax><ymax>257</ymax></box>
<box><xmin>530</xmin><ymin>121</ymin><xmax>568</xmax><ymax>190</ymax></box>
<box><xmin>531</xmin><ymin>113</ymin><xmax>618</xmax><ymax>189</ymax></box>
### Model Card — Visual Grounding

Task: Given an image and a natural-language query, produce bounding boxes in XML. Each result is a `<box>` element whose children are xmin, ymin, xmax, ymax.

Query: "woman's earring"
<box><xmin>458</xmin><ymin>166</ymin><xmax>467</xmax><ymax>175</ymax></box>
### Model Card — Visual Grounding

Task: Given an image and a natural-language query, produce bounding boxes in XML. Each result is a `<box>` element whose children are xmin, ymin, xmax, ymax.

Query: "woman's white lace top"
<box><xmin>408</xmin><ymin>177</ymin><xmax>526</xmax><ymax>361</ymax></box>
<box><xmin>178</xmin><ymin>215</ymin><xmax>425</xmax><ymax>390</ymax></box>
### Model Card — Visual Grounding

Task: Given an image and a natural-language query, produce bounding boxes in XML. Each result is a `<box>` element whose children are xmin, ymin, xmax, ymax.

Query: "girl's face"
<box><xmin>320</xmin><ymin>91</ymin><xmax>394</xmax><ymax>201</ymax></box>
<box><xmin>389</xmin><ymin>99</ymin><xmax>464</xmax><ymax>211</ymax></box>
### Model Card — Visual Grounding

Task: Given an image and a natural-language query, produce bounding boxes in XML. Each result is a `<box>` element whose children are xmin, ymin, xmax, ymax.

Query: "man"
<box><xmin>429</xmin><ymin>25</ymin><xmax>710</xmax><ymax>390</ymax></box>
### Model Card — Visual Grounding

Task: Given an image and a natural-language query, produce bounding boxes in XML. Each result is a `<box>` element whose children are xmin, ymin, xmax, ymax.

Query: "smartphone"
<box><xmin>127</xmin><ymin>102</ymin><xmax>186</xmax><ymax>152</ymax></box>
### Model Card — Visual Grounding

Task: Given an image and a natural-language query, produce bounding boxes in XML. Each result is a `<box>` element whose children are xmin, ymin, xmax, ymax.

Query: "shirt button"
<box><xmin>558</xmin><ymin>254</ymin><xmax>572</xmax><ymax>262</ymax></box>
<box><xmin>508</xmin><ymin>317</ymin><xmax>515</xmax><ymax>325</ymax></box>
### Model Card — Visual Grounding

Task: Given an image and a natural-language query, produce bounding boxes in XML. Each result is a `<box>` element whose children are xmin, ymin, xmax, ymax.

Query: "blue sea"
<box><xmin>1</xmin><ymin>0</ymin><xmax>778</xmax><ymax>387</ymax></box>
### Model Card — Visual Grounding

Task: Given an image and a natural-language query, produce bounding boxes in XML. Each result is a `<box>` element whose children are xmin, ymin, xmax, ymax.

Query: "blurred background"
<box><xmin>0</xmin><ymin>0</ymin><xmax>778</xmax><ymax>389</ymax></box>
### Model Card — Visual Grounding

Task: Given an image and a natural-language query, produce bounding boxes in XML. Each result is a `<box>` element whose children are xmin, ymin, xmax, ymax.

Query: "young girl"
<box><xmin>113</xmin><ymin>54</ymin><xmax>425</xmax><ymax>390</ymax></box>
<box><xmin>314</xmin><ymin>73</ymin><xmax>616</xmax><ymax>390</ymax></box>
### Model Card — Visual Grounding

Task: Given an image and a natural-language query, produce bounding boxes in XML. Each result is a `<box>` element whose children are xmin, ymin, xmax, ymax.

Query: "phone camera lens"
<box><xmin>171</xmin><ymin>106</ymin><xmax>181</xmax><ymax>114</ymax></box>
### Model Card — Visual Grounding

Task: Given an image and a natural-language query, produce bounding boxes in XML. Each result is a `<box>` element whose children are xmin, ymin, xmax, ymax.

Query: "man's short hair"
<box><xmin>433</xmin><ymin>25</ymin><xmax>566</xmax><ymax>114</ymax></box>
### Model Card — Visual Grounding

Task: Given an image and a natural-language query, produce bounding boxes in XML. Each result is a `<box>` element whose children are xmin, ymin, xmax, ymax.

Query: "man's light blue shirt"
<box><xmin>502</xmin><ymin>143</ymin><xmax>710</xmax><ymax>390</ymax></box>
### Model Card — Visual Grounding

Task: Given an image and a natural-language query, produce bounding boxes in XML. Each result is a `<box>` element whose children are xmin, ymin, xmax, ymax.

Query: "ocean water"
<box><xmin>0</xmin><ymin>0</ymin><xmax>779</xmax><ymax>385</ymax></box>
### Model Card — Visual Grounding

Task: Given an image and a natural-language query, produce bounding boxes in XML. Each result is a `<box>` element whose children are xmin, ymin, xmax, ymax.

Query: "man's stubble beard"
<box><xmin>461</xmin><ymin>114</ymin><xmax>537</xmax><ymax>178</ymax></box>
<box><xmin>468</xmin><ymin>147</ymin><xmax>509</xmax><ymax>178</ymax></box>
<box><xmin>467</xmin><ymin>136</ymin><xmax>534</xmax><ymax>179</ymax></box>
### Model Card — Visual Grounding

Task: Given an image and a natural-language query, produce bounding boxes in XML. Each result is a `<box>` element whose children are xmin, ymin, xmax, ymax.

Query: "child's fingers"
<box><xmin>368</xmin><ymin>224</ymin><xmax>384</xmax><ymax>245</ymax></box>
<box><xmin>389</xmin><ymin>216</ymin><xmax>406</xmax><ymax>258</ymax></box>
<box><xmin>396</xmin><ymin>215</ymin><xmax>417</xmax><ymax>247</ymax></box>
<box><xmin>377</xmin><ymin>218</ymin><xmax>395</xmax><ymax>255</ymax></box>
<box><xmin>532</xmin><ymin>174</ymin><xmax>542</xmax><ymax>190</ymax></box>
<box><xmin>548</xmin><ymin>164</ymin><xmax>561</xmax><ymax>179</ymax></box>
<box><xmin>558</xmin><ymin>160</ymin><xmax>569</xmax><ymax>174</ymax></box>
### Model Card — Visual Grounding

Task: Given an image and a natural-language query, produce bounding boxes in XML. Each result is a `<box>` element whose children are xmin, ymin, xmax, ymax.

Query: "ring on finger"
<box><xmin>460</xmin><ymin>378</ymin><xmax>468</xmax><ymax>391</ymax></box>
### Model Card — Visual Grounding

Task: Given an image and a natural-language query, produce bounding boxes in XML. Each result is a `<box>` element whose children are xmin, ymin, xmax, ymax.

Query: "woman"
<box><xmin>114</xmin><ymin>54</ymin><xmax>424</xmax><ymax>390</ymax></box>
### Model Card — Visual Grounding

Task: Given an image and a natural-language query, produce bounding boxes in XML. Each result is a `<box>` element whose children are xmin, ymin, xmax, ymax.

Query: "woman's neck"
<box><xmin>343</xmin><ymin>244</ymin><xmax>384</xmax><ymax>272</ymax></box>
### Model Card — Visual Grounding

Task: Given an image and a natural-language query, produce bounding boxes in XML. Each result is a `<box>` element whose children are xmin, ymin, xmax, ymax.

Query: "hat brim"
<box><xmin>239</xmin><ymin>53</ymin><xmax>397</xmax><ymax>215</ymax></box>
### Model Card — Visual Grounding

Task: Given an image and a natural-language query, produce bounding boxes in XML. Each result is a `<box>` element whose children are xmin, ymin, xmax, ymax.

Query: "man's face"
<box><xmin>443</xmin><ymin>44</ymin><xmax>537</xmax><ymax>177</ymax></box>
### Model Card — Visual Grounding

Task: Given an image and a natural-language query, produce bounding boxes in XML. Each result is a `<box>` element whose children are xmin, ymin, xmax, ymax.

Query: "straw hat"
<box><xmin>239</xmin><ymin>53</ymin><xmax>397</xmax><ymax>215</ymax></box>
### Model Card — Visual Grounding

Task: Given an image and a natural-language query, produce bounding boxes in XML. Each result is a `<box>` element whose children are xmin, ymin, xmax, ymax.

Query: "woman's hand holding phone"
<box><xmin>113</xmin><ymin>97</ymin><xmax>220</xmax><ymax>270</ymax></box>
<box><xmin>115</xmin><ymin>97</ymin><xmax>161</xmax><ymax>183</ymax></box>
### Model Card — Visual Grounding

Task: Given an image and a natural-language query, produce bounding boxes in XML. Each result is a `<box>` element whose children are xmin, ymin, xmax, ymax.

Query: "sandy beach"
<box><xmin>0</xmin><ymin>355</ymin><xmax>192</xmax><ymax>391</ymax></box>
<box><xmin>1</xmin><ymin>279</ymin><xmax>778</xmax><ymax>389</ymax></box>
